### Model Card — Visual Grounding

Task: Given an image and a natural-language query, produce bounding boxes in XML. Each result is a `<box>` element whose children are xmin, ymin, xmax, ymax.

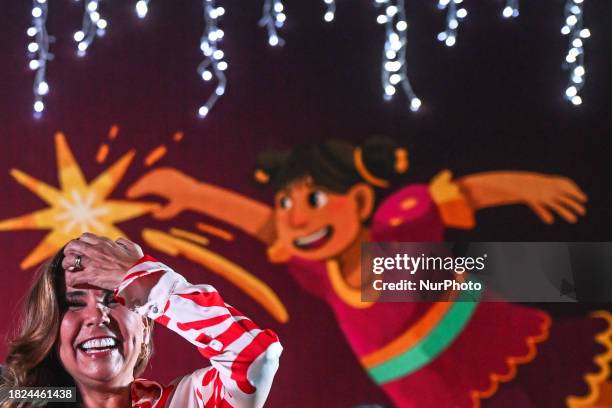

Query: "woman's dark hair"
<box><xmin>1</xmin><ymin>250</ymin><xmax>154</xmax><ymax>407</ymax></box>
<box><xmin>254</xmin><ymin>136</ymin><xmax>411</xmax><ymax>195</ymax></box>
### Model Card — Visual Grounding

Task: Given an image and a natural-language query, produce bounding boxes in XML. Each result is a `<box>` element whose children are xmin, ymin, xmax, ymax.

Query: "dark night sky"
<box><xmin>0</xmin><ymin>1</ymin><xmax>611</xmax><ymax>406</ymax></box>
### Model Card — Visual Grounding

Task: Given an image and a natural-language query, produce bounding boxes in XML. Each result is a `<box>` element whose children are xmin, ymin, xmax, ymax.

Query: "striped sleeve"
<box><xmin>115</xmin><ymin>255</ymin><xmax>282</xmax><ymax>408</ymax></box>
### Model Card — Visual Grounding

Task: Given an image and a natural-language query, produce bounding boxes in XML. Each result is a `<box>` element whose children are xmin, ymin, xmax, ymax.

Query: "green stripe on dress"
<box><xmin>367</xmin><ymin>289</ymin><xmax>480</xmax><ymax>384</ymax></box>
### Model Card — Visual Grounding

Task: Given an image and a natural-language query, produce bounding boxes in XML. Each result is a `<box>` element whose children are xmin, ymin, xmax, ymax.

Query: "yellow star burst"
<box><xmin>0</xmin><ymin>132</ymin><xmax>159</xmax><ymax>270</ymax></box>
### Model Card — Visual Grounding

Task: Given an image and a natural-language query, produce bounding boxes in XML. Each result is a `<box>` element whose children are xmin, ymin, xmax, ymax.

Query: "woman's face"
<box><xmin>274</xmin><ymin>177</ymin><xmax>374</xmax><ymax>261</ymax></box>
<box><xmin>58</xmin><ymin>283</ymin><xmax>148</xmax><ymax>389</ymax></box>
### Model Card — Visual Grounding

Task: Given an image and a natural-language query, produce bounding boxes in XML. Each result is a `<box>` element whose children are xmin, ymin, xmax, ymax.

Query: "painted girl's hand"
<box><xmin>517</xmin><ymin>174</ymin><xmax>588</xmax><ymax>224</ymax></box>
<box><xmin>62</xmin><ymin>232</ymin><xmax>144</xmax><ymax>290</ymax></box>
<box><xmin>457</xmin><ymin>171</ymin><xmax>588</xmax><ymax>224</ymax></box>
<box><xmin>126</xmin><ymin>167</ymin><xmax>199</xmax><ymax>220</ymax></box>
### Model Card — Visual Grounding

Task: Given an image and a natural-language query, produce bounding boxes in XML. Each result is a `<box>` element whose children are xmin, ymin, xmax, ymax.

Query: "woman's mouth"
<box><xmin>77</xmin><ymin>337</ymin><xmax>119</xmax><ymax>357</ymax></box>
<box><xmin>293</xmin><ymin>226</ymin><xmax>334</xmax><ymax>250</ymax></box>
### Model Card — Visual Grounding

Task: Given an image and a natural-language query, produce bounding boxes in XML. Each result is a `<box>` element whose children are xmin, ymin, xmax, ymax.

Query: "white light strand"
<box><xmin>502</xmin><ymin>0</ymin><xmax>519</xmax><ymax>19</ymax></box>
<box><xmin>323</xmin><ymin>0</ymin><xmax>336</xmax><ymax>22</ymax></box>
<box><xmin>197</xmin><ymin>0</ymin><xmax>227</xmax><ymax>118</ymax></box>
<box><xmin>436</xmin><ymin>0</ymin><xmax>467</xmax><ymax>47</ymax></box>
<box><xmin>74</xmin><ymin>0</ymin><xmax>107</xmax><ymax>57</ymax></box>
<box><xmin>135</xmin><ymin>0</ymin><xmax>151</xmax><ymax>19</ymax></box>
<box><xmin>29</xmin><ymin>0</ymin><xmax>53</xmax><ymax>116</ymax></box>
<box><xmin>375</xmin><ymin>0</ymin><xmax>421</xmax><ymax>112</ymax></box>
<box><xmin>22</xmin><ymin>0</ymin><xmax>599</xmax><ymax>119</ymax></box>
<box><xmin>259</xmin><ymin>0</ymin><xmax>286</xmax><ymax>47</ymax></box>
<box><xmin>562</xmin><ymin>0</ymin><xmax>588</xmax><ymax>106</ymax></box>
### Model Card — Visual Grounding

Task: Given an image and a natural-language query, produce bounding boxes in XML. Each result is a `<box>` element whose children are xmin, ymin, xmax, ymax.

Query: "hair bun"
<box><xmin>358</xmin><ymin>136</ymin><xmax>410</xmax><ymax>187</ymax></box>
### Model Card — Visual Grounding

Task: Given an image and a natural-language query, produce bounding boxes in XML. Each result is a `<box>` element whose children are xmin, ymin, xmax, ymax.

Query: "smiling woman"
<box><xmin>0</xmin><ymin>233</ymin><xmax>282</xmax><ymax>408</ymax></box>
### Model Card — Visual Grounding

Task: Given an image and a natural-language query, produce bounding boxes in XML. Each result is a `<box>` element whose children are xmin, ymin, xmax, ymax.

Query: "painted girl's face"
<box><xmin>274</xmin><ymin>177</ymin><xmax>374</xmax><ymax>261</ymax></box>
<box><xmin>58</xmin><ymin>284</ymin><xmax>148</xmax><ymax>389</ymax></box>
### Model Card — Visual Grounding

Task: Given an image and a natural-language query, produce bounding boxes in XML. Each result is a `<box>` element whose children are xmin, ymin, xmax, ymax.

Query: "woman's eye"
<box><xmin>308</xmin><ymin>191</ymin><xmax>328</xmax><ymax>208</ymax></box>
<box><xmin>279</xmin><ymin>196</ymin><xmax>293</xmax><ymax>210</ymax></box>
<box><xmin>66</xmin><ymin>302</ymin><xmax>85</xmax><ymax>310</ymax></box>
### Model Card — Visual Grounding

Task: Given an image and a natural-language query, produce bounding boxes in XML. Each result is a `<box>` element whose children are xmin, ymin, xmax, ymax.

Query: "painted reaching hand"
<box><xmin>457</xmin><ymin>171</ymin><xmax>588</xmax><ymax>224</ymax></box>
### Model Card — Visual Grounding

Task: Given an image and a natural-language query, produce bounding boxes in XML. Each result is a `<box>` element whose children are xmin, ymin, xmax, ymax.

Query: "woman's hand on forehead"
<box><xmin>62</xmin><ymin>232</ymin><xmax>144</xmax><ymax>291</ymax></box>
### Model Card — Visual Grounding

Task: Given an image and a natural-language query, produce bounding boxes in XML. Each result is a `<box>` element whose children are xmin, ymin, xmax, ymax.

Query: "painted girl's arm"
<box><xmin>127</xmin><ymin>168</ymin><xmax>276</xmax><ymax>243</ymax></box>
<box><xmin>115</xmin><ymin>255</ymin><xmax>282</xmax><ymax>408</ymax></box>
<box><xmin>428</xmin><ymin>170</ymin><xmax>476</xmax><ymax>229</ymax></box>
<box><xmin>455</xmin><ymin>171</ymin><xmax>588</xmax><ymax>224</ymax></box>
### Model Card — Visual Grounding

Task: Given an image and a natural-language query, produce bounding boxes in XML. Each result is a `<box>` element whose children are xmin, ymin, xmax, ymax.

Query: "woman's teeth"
<box><xmin>79</xmin><ymin>337</ymin><xmax>117</xmax><ymax>352</ymax></box>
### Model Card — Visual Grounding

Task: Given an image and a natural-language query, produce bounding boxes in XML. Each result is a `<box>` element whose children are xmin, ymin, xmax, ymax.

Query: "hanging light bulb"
<box><xmin>322</xmin><ymin>0</ymin><xmax>335</xmax><ymax>22</ymax></box>
<box><xmin>135</xmin><ymin>0</ymin><xmax>150</xmax><ymax>18</ymax></box>
<box><xmin>502</xmin><ymin>0</ymin><xmax>519</xmax><ymax>19</ymax></box>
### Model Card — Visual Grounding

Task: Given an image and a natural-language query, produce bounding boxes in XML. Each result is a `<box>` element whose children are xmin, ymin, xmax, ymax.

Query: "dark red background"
<box><xmin>1</xmin><ymin>1</ymin><xmax>611</xmax><ymax>406</ymax></box>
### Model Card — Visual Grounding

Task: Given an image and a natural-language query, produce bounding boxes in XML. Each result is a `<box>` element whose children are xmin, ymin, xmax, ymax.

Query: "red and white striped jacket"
<box><xmin>114</xmin><ymin>255</ymin><xmax>282</xmax><ymax>408</ymax></box>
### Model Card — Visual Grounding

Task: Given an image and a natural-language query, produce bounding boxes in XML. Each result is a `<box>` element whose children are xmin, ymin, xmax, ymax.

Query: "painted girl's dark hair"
<box><xmin>254</xmin><ymin>136</ymin><xmax>411</xmax><ymax>193</ymax></box>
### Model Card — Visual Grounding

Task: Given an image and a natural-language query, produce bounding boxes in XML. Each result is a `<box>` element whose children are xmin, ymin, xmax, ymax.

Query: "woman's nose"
<box><xmin>84</xmin><ymin>303</ymin><xmax>111</xmax><ymax>327</ymax></box>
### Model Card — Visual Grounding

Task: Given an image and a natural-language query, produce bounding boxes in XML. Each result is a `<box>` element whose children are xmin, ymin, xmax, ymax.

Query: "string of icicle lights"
<box><xmin>74</xmin><ymin>0</ymin><xmax>107</xmax><ymax>57</ymax></box>
<box><xmin>259</xmin><ymin>0</ymin><xmax>286</xmax><ymax>47</ymax></box>
<box><xmin>561</xmin><ymin>0</ymin><xmax>590</xmax><ymax>106</ymax></box>
<box><xmin>28</xmin><ymin>0</ymin><xmax>51</xmax><ymax>117</ymax></box>
<box><xmin>27</xmin><ymin>1</ymin><xmax>595</xmax><ymax>118</ymax></box>
<box><xmin>197</xmin><ymin>0</ymin><xmax>227</xmax><ymax>118</ymax></box>
<box><xmin>375</xmin><ymin>0</ymin><xmax>420</xmax><ymax>111</ymax></box>
<box><xmin>436</xmin><ymin>0</ymin><xmax>467</xmax><ymax>47</ymax></box>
